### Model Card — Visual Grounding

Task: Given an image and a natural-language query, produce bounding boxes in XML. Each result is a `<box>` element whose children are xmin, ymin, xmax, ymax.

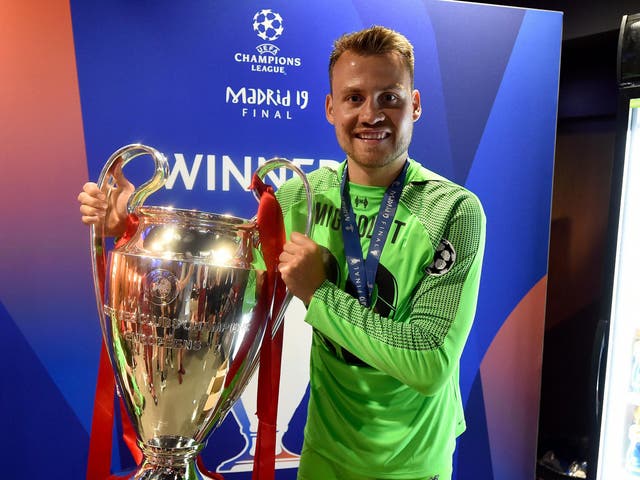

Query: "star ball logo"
<box><xmin>252</xmin><ymin>9</ymin><xmax>284</xmax><ymax>42</ymax></box>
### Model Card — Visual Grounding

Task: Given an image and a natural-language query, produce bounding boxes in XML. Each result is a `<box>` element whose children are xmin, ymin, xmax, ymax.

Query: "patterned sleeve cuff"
<box><xmin>306</xmin><ymin>279</ymin><xmax>335</xmax><ymax>324</ymax></box>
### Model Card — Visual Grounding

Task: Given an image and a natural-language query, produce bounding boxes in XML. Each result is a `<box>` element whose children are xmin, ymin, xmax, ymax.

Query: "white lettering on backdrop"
<box><xmin>164</xmin><ymin>153</ymin><xmax>339</xmax><ymax>191</ymax></box>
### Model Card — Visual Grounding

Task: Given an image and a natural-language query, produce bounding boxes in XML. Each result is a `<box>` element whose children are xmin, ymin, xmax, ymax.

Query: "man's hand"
<box><xmin>278</xmin><ymin>231</ymin><xmax>327</xmax><ymax>304</ymax></box>
<box><xmin>77</xmin><ymin>161</ymin><xmax>134</xmax><ymax>237</ymax></box>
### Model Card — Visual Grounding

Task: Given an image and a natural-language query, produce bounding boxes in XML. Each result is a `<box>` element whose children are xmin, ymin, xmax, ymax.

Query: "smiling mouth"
<box><xmin>355</xmin><ymin>131</ymin><xmax>390</xmax><ymax>141</ymax></box>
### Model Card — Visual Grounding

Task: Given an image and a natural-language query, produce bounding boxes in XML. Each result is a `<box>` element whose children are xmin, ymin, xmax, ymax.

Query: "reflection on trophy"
<box><xmin>90</xmin><ymin>144</ymin><xmax>313</xmax><ymax>479</ymax></box>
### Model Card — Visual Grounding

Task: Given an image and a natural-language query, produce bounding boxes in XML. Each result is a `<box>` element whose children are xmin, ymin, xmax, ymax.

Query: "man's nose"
<box><xmin>359</xmin><ymin>98</ymin><xmax>384</xmax><ymax>124</ymax></box>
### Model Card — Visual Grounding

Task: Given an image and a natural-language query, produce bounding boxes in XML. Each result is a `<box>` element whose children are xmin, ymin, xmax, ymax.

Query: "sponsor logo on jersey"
<box><xmin>354</xmin><ymin>196</ymin><xmax>368</xmax><ymax>208</ymax></box>
<box><xmin>314</xmin><ymin>201</ymin><xmax>406</xmax><ymax>243</ymax></box>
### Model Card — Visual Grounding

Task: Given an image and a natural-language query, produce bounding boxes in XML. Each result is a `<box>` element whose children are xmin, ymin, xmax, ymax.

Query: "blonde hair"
<box><xmin>328</xmin><ymin>25</ymin><xmax>415</xmax><ymax>87</ymax></box>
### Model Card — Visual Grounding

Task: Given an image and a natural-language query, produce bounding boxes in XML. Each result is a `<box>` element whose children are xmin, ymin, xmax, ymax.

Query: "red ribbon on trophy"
<box><xmin>250</xmin><ymin>174</ymin><xmax>287</xmax><ymax>480</ymax></box>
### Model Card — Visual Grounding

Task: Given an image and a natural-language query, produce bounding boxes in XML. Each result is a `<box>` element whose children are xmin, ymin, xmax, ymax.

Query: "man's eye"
<box><xmin>382</xmin><ymin>93</ymin><xmax>398</xmax><ymax>103</ymax></box>
<box><xmin>346</xmin><ymin>93</ymin><xmax>363</xmax><ymax>103</ymax></box>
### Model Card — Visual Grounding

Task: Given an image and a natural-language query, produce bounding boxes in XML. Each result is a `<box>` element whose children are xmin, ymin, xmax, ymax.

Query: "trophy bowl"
<box><xmin>90</xmin><ymin>144</ymin><xmax>312</xmax><ymax>479</ymax></box>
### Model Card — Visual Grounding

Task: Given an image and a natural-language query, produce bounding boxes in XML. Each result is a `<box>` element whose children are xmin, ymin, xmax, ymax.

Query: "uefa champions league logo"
<box><xmin>145</xmin><ymin>269</ymin><xmax>179</xmax><ymax>305</ymax></box>
<box><xmin>252</xmin><ymin>9</ymin><xmax>284</xmax><ymax>42</ymax></box>
<box><xmin>230</xmin><ymin>8</ymin><xmax>301</xmax><ymax>76</ymax></box>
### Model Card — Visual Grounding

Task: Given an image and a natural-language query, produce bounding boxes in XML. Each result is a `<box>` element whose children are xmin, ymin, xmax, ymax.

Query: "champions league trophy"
<box><xmin>90</xmin><ymin>144</ymin><xmax>313</xmax><ymax>479</ymax></box>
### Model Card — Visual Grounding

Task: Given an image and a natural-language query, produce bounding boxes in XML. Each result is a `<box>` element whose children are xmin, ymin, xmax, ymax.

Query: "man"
<box><xmin>79</xmin><ymin>25</ymin><xmax>485</xmax><ymax>480</ymax></box>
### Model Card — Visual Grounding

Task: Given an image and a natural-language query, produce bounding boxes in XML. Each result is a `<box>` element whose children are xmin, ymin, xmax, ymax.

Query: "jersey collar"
<box><xmin>335</xmin><ymin>158</ymin><xmax>448</xmax><ymax>186</ymax></box>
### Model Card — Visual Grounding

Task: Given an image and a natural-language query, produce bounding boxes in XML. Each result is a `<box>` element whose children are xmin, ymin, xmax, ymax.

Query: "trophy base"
<box><xmin>130</xmin><ymin>436</ymin><xmax>214</xmax><ymax>480</ymax></box>
<box><xmin>132</xmin><ymin>462</ymin><xmax>214</xmax><ymax>480</ymax></box>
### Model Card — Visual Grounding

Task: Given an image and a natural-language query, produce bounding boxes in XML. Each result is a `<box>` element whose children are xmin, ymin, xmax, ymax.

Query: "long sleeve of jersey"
<box><xmin>307</xmin><ymin>187</ymin><xmax>485</xmax><ymax>396</ymax></box>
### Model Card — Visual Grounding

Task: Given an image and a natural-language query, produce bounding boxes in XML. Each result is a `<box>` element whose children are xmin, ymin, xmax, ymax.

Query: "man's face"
<box><xmin>326</xmin><ymin>51</ymin><xmax>421</xmax><ymax>177</ymax></box>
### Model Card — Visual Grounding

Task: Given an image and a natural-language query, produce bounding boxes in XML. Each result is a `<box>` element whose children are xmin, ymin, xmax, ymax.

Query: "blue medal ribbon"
<box><xmin>340</xmin><ymin>161</ymin><xmax>409</xmax><ymax>307</ymax></box>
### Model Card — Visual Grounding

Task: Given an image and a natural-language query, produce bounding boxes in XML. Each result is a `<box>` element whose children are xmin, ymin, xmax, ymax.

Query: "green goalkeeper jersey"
<box><xmin>276</xmin><ymin>159</ymin><xmax>486</xmax><ymax>479</ymax></box>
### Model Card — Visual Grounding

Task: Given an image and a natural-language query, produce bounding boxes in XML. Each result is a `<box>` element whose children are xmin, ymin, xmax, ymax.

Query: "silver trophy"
<box><xmin>90</xmin><ymin>144</ymin><xmax>313</xmax><ymax>479</ymax></box>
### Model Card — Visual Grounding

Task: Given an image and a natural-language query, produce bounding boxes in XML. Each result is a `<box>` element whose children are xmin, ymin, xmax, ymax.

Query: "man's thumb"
<box><xmin>112</xmin><ymin>160</ymin><xmax>134</xmax><ymax>190</ymax></box>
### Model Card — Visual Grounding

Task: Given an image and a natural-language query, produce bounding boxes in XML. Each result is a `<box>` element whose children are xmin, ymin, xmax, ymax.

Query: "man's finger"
<box><xmin>279</xmin><ymin>250</ymin><xmax>296</xmax><ymax>263</ymax></box>
<box><xmin>80</xmin><ymin>204</ymin><xmax>106</xmax><ymax>217</ymax></box>
<box><xmin>282</xmin><ymin>242</ymin><xmax>299</xmax><ymax>255</ymax></box>
<box><xmin>112</xmin><ymin>161</ymin><xmax>134</xmax><ymax>190</ymax></box>
<box><xmin>80</xmin><ymin>214</ymin><xmax>102</xmax><ymax>225</ymax></box>
<box><xmin>82</xmin><ymin>182</ymin><xmax>105</xmax><ymax>199</ymax></box>
<box><xmin>78</xmin><ymin>191</ymin><xmax>107</xmax><ymax>209</ymax></box>
<box><xmin>290</xmin><ymin>231</ymin><xmax>309</xmax><ymax>243</ymax></box>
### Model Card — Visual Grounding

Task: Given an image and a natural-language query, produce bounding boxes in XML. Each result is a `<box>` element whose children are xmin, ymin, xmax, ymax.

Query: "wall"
<box><xmin>466</xmin><ymin>1</ymin><xmax>638</xmax><ymax>471</ymax></box>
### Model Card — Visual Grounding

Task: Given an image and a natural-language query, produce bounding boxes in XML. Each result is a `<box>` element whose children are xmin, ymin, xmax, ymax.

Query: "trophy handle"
<box><xmin>95</xmin><ymin>143</ymin><xmax>170</xmax><ymax>215</ymax></box>
<box><xmin>252</xmin><ymin>159</ymin><xmax>314</xmax><ymax>336</ymax></box>
<box><xmin>89</xmin><ymin>144</ymin><xmax>169</xmax><ymax>371</ymax></box>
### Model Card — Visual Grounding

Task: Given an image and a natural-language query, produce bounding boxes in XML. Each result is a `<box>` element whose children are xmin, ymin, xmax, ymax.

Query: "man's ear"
<box><xmin>325</xmin><ymin>94</ymin><xmax>335</xmax><ymax>125</ymax></box>
<box><xmin>412</xmin><ymin>89</ymin><xmax>422</xmax><ymax>122</ymax></box>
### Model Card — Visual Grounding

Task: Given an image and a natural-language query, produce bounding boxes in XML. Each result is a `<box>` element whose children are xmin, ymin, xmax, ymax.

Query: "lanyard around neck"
<box><xmin>340</xmin><ymin>161</ymin><xmax>409</xmax><ymax>307</ymax></box>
